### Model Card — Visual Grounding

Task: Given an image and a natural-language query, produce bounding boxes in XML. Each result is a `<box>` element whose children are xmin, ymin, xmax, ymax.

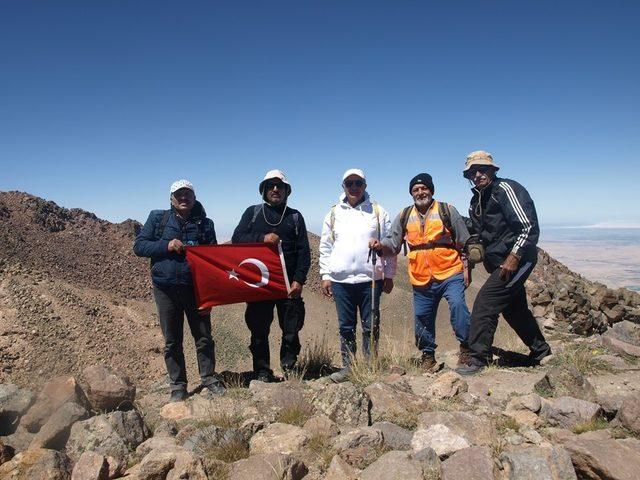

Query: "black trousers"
<box><xmin>245</xmin><ymin>297</ymin><xmax>305</xmax><ymax>374</ymax></box>
<box><xmin>153</xmin><ymin>284</ymin><xmax>216</xmax><ymax>391</ymax></box>
<box><xmin>467</xmin><ymin>261</ymin><xmax>549</xmax><ymax>366</ymax></box>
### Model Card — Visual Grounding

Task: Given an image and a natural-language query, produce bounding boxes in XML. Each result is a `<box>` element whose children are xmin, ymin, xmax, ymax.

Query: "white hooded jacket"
<box><xmin>319</xmin><ymin>192</ymin><xmax>397</xmax><ymax>283</ymax></box>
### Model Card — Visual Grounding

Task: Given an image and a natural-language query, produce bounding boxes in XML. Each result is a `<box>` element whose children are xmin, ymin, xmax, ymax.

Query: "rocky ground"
<box><xmin>2</xmin><ymin>190</ymin><xmax>640</xmax><ymax>479</ymax></box>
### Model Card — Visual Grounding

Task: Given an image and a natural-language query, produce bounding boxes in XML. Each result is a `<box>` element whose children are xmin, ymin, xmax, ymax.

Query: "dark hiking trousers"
<box><xmin>467</xmin><ymin>261</ymin><xmax>549</xmax><ymax>366</ymax></box>
<box><xmin>245</xmin><ymin>296</ymin><xmax>305</xmax><ymax>375</ymax></box>
<box><xmin>153</xmin><ymin>284</ymin><xmax>216</xmax><ymax>392</ymax></box>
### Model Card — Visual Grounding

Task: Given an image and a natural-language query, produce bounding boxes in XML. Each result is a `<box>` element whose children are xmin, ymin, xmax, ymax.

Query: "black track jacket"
<box><xmin>468</xmin><ymin>177</ymin><xmax>540</xmax><ymax>272</ymax></box>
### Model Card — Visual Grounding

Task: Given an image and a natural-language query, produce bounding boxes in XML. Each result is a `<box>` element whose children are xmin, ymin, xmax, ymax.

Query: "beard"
<box><xmin>414</xmin><ymin>196</ymin><xmax>432</xmax><ymax>209</ymax></box>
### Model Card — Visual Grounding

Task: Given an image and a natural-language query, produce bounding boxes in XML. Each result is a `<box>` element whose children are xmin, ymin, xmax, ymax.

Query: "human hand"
<box><xmin>499</xmin><ymin>253</ymin><xmax>520</xmax><ymax>281</ymax></box>
<box><xmin>463</xmin><ymin>267</ymin><xmax>471</xmax><ymax>289</ymax></box>
<box><xmin>321</xmin><ymin>280</ymin><xmax>333</xmax><ymax>299</ymax></box>
<box><xmin>382</xmin><ymin>278</ymin><xmax>394</xmax><ymax>294</ymax></box>
<box><xmin>368</xmin><ymin>238</ymin><xmax>382</xmax><ymax>251</ymax></box>
<box><xmin>168</xmin><ymin>239</ymin><xmax>186</xmax><ymax>254</ymax></box>
<box><xmin>264</xmin><ymin>233</ymin><xmax>280</xmax><ymax>244</ymax></box>
<box><xmin>289</xmin><ymin>281</ymin><xmax>303</xmax><ymax>298</ymax></box>
<box><xmin>198</xmin><ymin>307</ymin><xmax>212</xmax><ymax>317</ymax></box>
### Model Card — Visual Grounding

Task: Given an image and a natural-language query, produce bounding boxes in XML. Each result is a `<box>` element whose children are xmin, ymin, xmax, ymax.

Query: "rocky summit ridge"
<box><xmin>2</xmin><ymin>190</ymin><xmax>640</xmax><ymax>479</ymax></box>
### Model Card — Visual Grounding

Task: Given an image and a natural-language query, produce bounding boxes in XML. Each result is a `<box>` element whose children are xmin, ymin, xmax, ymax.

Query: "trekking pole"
<box><xmin>368</xmin><ymin>248</ymin><xmax>380</xmax><ymax>360</ymax></box>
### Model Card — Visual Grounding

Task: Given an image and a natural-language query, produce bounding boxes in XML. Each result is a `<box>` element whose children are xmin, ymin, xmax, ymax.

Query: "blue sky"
<box><xmin>1</xmin><ymin>1</ymin><xmax>638</xmax><ymax>238</ymax></box>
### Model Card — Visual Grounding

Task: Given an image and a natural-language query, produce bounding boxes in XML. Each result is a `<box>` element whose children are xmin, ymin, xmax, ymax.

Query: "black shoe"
<box><xmin>528</xmin><ymin>345</ymin><xmax>552</xmax><ymax>365</ymax></box>
<box><xmin>203</xmin><ymin>380</ymin><xmax>226</xmax><ymax>396</ymax></box>
<box><xmin>169</xmin><ymin>389</ymin><xmax>188</xmax><ymax>402</ymax></box>
<box><xmin>455</xmin><ymin>363</ymin><xmax>486</xmax><ymax>376</ymax></box>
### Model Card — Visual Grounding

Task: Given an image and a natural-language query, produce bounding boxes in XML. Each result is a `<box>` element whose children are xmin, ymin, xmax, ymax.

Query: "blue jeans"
<box><xmin>332</xmin><ymin>281</ymin><xmax>383</xmax><ymax>366</ymax></box>
<box><xmin>413</xmin><ymin>272</ymin><xmax>470</xmax><ymax>354</ymax></box>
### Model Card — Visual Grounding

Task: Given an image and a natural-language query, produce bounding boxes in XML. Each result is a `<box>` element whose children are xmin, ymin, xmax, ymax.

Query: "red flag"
<box><xmin>186</xmin><ymin>243</ymin><xmax>291</xmax><ymax>308</ymax></box>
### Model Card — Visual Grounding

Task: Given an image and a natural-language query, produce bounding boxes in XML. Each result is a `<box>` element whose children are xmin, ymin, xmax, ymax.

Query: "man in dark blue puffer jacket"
<box><xmin>134</xmin><ymin>179</ymin><xmax>225</xmax><ymax>401</ymax></box>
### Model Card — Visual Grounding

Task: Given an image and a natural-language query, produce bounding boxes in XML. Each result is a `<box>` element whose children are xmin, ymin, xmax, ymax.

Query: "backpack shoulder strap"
<box><xmin>154</xmin><ymin>210</ymin><xmax>171</xmax><ymax>240</ymax></box>
<box><xmin>438</xmin><ymin>201</ymin><xmax>456</xmax><ymax>244</ymax></box>
<box><xmin>292</xmin><ymin>211</ymin><xmax>299</xmax><ymax>237</ymax></box>
<box><xmin>250</xmin><ymin>204</ymin><xmax>262</xmax><ymax>226</ymax></box>
<box><xmin>399</xmin><ymin>205</ymin><xmax>413</xmax><ymax>256</ymax></box>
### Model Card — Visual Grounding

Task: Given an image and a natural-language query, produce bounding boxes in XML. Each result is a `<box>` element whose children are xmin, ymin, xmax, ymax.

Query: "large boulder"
<box><xmin>441</xmin><ymin>446</ymin><xmax>494</xmax><ymax>480</ymax></box>
<box><xmin>564</xmin><ymin>437</ymin><xmax>640</xmax><ymax>480</ymax></box>
<box><xmin>616</xmin><ymin>392</ymin><xmax>640</xmax><ymax>434</ymax></box>
<box><xmin>420</xmin><ymin>371</ymin><xmax>468</xmax><ymax>400</ymax></box>
<box><xmin>500</xmin><ymin>445</ymin><xmax>576</xmax><ymax>480</ymax></box>
<box><xmin>541</xmin><ymin>396</ymin><xmax>602</xmax><ymax>429</ymax></box>
<box><xmin>534</xmin><ymin>365</ymin><xmax>596</xmax><ymax>401</ymax></box>
<box><xmin>20</xmin><ymin>376</ymin><xmax>86</xmax><ymax>433</ymax></box>
<box><xmin>364</xmin><ymin>382</ymin><xmax>428</xmax><ymax>424</ymax></box>
<box><xmin>416</xmin><ymin>411</ymin><xmax>494</xmax><ymax>446</ymax></box>
<box><xmin>371</xmin><ymin>421</ymin><xmax>413</xmax><ymax>450</ymax></box>
<box><xmin>359</xmin><ymin>450</ymin><xmax>440</xmax><ymax>480</ymax></box>
<box><xmin>29</xmin><ymin>402</ymin><xmax>89</xmax><ymax>450</ymax></box>
<box><xmin>411</xmin><ymin>424</ymin><xmax>469</xmax><ymax>458</ymax></box>
<box><xmin>135</xmin><ymin>445</ymin><xmax>208</xmax><ymax>479</ymax></box>
<box><xmin>311</xmin><ymin>382</ymin><xmax>369</xmax><ymax>427</ymax></box>
<box><xmin>0</xmin><ymin>384</ymin><xmax>34</xmax><ymax>435</ymax></box>
<box><xmin>601</xmin><ymin>321</ymin><xmax>640</xmax><ymax>357</ymax></box>
<box><xmin>332</xmin><ymin>427</ymin><xmax>384</xmax><ymax>469</ymax></box>
<box><xmin>70</xmin><ymin>451</ymin><xmax>109</xmax><ymax>480</ymax></box>
<box><xmin>249</xmin><ymin>422</ymin><xmax>310</xmax><ymax>455</ymax></box>
<box><xmin>0</xmin><ymin>448</ymin><xmax>72</xmax><ymax>480</ymax></box>
<box><xmin>227</xmin><ymin>452</ymin><xmax>307</xmax><ymax>480</ymax></box>
<box><xmin>302</xmin><ymin>414</ymin><xmax>339</xmax><ymax>439</ymax></box>
<box><xmin>324</xmin><ymin>454</ymin><xmax>357</xmax><ymax>480</ymax></box>
<box><xmin>82</xmin><ymin>365</ymin><xmax>135</xmax><ymax>412</ymax></box>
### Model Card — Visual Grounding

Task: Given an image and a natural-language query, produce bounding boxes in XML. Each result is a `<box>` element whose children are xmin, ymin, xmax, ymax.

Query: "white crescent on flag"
<box><xmin>228</xmin><ymin>258</ymin><xmax>270</xmax><ymax>288</ymax></box>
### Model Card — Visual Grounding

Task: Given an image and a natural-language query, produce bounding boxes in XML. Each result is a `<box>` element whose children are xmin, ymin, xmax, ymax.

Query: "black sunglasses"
<box><xmin>265</xmin><ymin>182</ymin><xmax>285</xmax><ymax>190</ymax></box>
<box><xmin>464</xmin><ymin>165</ymin><xmax>492</xmax><ymax>179</ymax></box>
<box><xmin>344</xmin><ymin>179</ymin><xmax>364</xmax><ymax>188</ymax></box>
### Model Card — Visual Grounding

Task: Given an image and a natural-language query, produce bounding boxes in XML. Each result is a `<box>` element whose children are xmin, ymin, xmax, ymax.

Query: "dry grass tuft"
<box><xmin>377</xmin><ymin>407</ymin><xmax>420</xmax><ymax>430</ymax></box>
<box><xmin>305</xmin><ymin>434</ymin><xmax>336</xmax><ymax>471</ymax></box>
<box><xmin>202</xmin><ymin>437</ymin><xmax>250</xmax><ymax>464</ymax></box>
<box><xmin>275</xmin><ymin>398</ymin><xmax>315</xmax><ymax>427</ymax></box>
<box><xmin>571</xmin><ymin>416</ymin><xmax>609</xmax><ymax>434</ymax></box>
<box><xmin>494</xmin><ymin>415</ymin><xmax>520</xmax><ymax>435</ymax></box>
<box><xmin>296</xmin><ymin>331</ymin><xmax>335</xmax><ymax>379</ymax></box>
<box><xmin>548</xmin><ymin>344</ymin><xmax>613</xmax><ymax>375</ymax></box>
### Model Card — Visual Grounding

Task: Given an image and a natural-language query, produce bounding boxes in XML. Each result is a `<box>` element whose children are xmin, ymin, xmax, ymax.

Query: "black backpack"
<box><xmin>154</xmin><ymin>210</ymin><xmax>207</xmax><ymax>244</ymax></box>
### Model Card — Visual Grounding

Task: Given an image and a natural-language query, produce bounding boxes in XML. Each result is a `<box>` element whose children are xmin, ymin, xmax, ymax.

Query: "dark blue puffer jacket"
<box><xmin>133</xmin><ymin>201</ymin><xmax>217</xmax><ymax>287</ymax></box>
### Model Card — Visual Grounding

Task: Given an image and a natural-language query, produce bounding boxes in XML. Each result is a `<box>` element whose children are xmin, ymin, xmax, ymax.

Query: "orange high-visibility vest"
<box><xmin>405</xmin><ymin>200</ymin><xmax>463</xmax><ymax>286</ymax></box>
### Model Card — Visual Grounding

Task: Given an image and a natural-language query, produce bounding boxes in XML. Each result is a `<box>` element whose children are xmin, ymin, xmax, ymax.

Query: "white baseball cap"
<box><xmin>170</xmin><ymin>179</ymin><xmax>194</xmax><ymax>194</ymax></box>
<box><xmin>342</xmin><ymin>168</ymin><xmax>366</xmax><ymax>181</ymax></box>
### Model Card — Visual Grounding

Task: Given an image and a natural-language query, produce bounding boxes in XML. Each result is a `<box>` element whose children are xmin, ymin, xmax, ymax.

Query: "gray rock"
<box><xmin>364</xmin><ymin>382</ymin><xmax>429</xmax><ymax>424</ymax></box>
<box><xmin>137</xmin><ymin>445</ymin><xmax>208</xmax><ymax>479</ymax></box>
<box><xmin>20</xmin><ymin>376</ymin><xmax>86</xmax><ymax>433</ymax></box>
<box><xmin>82</xmin><ymin>365</ymin><xmax>135</xmax><ymax>412</ymax></box>
<box><xmin>500</xmin><ymin>446</ymin><xmax>577</xmax><ymax>480</ymax></box>
<box><xmin>411</xmin><ymin>424</ymin><xmax>469</xmax><ymax>458</ymax></box>
<box><xmin>1</xmin><ymin>425</ymin><xmax>35</xmax><ymax>452</ymax></box>
<box><xmin>371</xmin><ymin>421</ymin><xmax>413</xmax><ymax>450</ymax></box>
<box><xmin>359</xmin><ymin>450</ymin><xmax>437</xmax><ymax>480</ymax></box>
<box><xmin>106</xmin><ymin>409</ymin><xmax>148</xmax><ymax>447</ymax></box>
<box><xmin>29</xmin><ymin>402</ymin><xmax>89</xmax><ymax>450</ymax></box>
<box><xmin>228</xmin><ymin>452</ymin><xmax>307</xmax><ymax>480</ymax></box>
<box><xmin>534</xmin><ymin>365</ymin><xmax>596</xmax><ymax>401</ymax></box>
<box><xmin>0</xmin><ymin>448</ymin><xmax>72</xmax><ymax>480</ymax></box>
<box><xmin>564</xmin><ymin>437</ymin><xmax>640</xmax><ymax>480</ymax></box>
<box><xmin>249</xmin><ymin>422</ymin><xmax>309</xmax><ymax>455</ymax></box>
<box><xmin>616</xmin><ymin>392</ymin><xmax>640</xmax><ymax>435</ymax></box>
<box><xmin>417</xmin><ymin>411</ymin><xmax>494</xmax><ymax>446</ymax></box>
<box><xmin>324</xmin><ymin>454</ymin><xmax>357</xmax><ymax>480</ymax></box>
<box><xmin>135</xmin><ymin>436</ymin><xmax>177</xmax><ymax>458</ymax></box>
<box><xmin>541</xmin><ymin>396</ymin><xmax>602</xmax><ymax>429</ymax></box>
<box><xmin>302</xmin><ymin>414</ymin><xmax>339</xmax><ymax>439</ymax></box>
<box><xmin>332</xmin><ymin>427</ymin><xmax>383</xmax><ymax>452</ymax></box>
<box><xmin>421</xmin><ymin>371</ymin><xmax>468</xmax><ymax>400</ymax></box>
<box><xmin>441</xmin><ymin>446</ymin><xmax>494</xmax><ymax>480</ymax></box>
<box><xmin>70</xmin><ymin>451</ymin><xmax>109</xmax><ymax>480</ymax></box>
<box><xmin>0</xmin><ymin>384</ymin><xmax>34</xmax><ymax>435</ymax></box>
<box><xmin>597</xmin><ymin>393</ymin><xmax>625</xmax><ymax>418</ymax></box>
<box><xmin>311</xmin><ymin>382</ymin><xmax>369</xmax><ymax>427</ymax></box>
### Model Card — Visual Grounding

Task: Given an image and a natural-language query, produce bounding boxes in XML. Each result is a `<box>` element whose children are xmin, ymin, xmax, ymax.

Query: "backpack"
<box><xmin>249</xmin><ymin>204</ymin><xmax>300</xmax><ymax>237</ymax></box>
<box><xmin>399</xmin><ymin>202</ymin><xmax>456</xmax><ymax>255</ymax></box>
<box><xmin>154</xmin><ymin>210</ymin><xmax>207</xmax><ymax>244</ymax></box>
<box><xmin>328</xmin><ymin>201</ymin><xmax>381</xmax><ymax>242</ymax></box>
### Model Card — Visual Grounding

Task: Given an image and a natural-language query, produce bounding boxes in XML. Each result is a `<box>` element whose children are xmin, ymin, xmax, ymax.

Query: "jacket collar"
<box><xmin>170</xmin><ymin>200</ymin><xmax>206</xmax><ymax>220</ymax></box>
<box><xmin>338</xmin><ymin>191</ymin><xmax>371</xmax><ymax>208</ymax></box>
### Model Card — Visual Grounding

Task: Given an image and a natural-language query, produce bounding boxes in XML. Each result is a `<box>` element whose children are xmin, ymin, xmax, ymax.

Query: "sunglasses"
<box><xmin>265</xmin><ymin>182</ymin><xmax>285</xmax><ymax>191</ymax></box>
<box><xmin>344</xmin><ymin>179</ymin><xmax>365</xmax><ymax>188</ymax></box>
<box><xmin>464</xmin><ymin>165</ymin><xmax>492</xmax><ymax>179</ymax></box>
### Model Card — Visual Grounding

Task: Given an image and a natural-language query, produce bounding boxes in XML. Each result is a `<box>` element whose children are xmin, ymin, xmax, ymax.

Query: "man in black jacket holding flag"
<box><xmin>456</xmin><ymin>151</ymin><xmax>551</xmax><ymax>375</ymax></box>
<box><xmin>232</xmin><ymin>170</ymin><xmax>311</xmax><ymax>382</ymax></box>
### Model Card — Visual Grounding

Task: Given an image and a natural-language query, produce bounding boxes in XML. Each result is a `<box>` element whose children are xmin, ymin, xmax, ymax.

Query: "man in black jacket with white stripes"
<box><xmin>456</xmin><ymin>151</ymin><xmax>551</xmax><ymax>375</ymax></box>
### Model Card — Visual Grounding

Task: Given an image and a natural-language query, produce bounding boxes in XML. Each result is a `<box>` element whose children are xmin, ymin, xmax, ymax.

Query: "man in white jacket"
<box><xmin>319</xmin><ymin>168</ymin><xmax>397</xmax><ymax>382</ymax></box>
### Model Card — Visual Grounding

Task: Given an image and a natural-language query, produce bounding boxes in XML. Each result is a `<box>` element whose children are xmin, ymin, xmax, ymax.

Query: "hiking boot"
<box><xmin>527</xmin><ymin>344</ymin><xmax>552</xmax><ymax>366</ymax></box>
<box><xmin>203</xmin><ymin>380</ymin><xmax>226</xmax><ymax>396</ymax></box>
<box><xmin>458</xmin><ymin>345</ymin><xmax>472</xmax><ymax>366</ymax></box>
<box><xmin>455</xmin><ymin>362</ymin><xmax>486</xmax><ymax>376</ymax></box>
<box><xmin>169</xmin><ymin>389</ymin><xmax>188</xmax><ymax>403</ymax></box>
<box><xmin>329</xmin><ymin>367</ymin><xmax>350</xmax><ymax>383</ymax></box>
<box><xmin>419</xmin><ymin>352</ymin><xmax>438</xmax><ymax>372</ymax></box>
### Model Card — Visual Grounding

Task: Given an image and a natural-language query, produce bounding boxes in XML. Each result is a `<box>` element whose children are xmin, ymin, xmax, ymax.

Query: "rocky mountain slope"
<box><xmin>2</xmin><ymin>190</ymin><xmax>640</xmax><ymax>479</ymax></box>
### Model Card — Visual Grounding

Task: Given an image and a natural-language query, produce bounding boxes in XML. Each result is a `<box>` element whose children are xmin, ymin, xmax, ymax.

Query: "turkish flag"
<box><xmin>186</xmin><ymin>243</ymin><xmax>291</xmax><ymax>308</ymax></box>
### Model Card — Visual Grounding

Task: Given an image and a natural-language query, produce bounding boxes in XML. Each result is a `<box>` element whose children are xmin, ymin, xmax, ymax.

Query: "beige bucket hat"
<box><xmin>463</xmin><ymin>150</ymin><xmax>500</xmax><ymax>174</ymax></box>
